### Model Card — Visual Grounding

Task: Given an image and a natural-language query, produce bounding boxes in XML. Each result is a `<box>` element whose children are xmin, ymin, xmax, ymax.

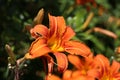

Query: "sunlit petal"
<box><xmin>72</xmin><ymin>70</ymin><xmax>82</xmax><ymax>78</ymax></box>
<box><xmin>110</xmin><ymin>60</ymin><xmax>120</xmax><ymax>78</ymax></box>
<box><xmin>65</xmin><ymin>41</ymin><xmax>92</xmax><ymax>56</ymax></box>
<box><xmin>48</xmin><ymin>14</ymin><xmax>57</xmax><ymax>37</ymax></box>
<box><xmin>87</xmin><ymin>69</ymin><xmax>99</xmax><ymax>79</ymax></box>
<box><xmin>63</xmin><ymin>70</ymin><xmax>72</xmax><ymax>80</ymax></box>
<box><xmin>45</xmin><ymin>74</ymin><xmax>61</xmax><ymax>80</ymax></box>
<box><xmin>49</xmin><ymin>15</ymin><xmax>66</xmax><ymax>37</ymax></box>
<box><xmin>72</xmin><ymin>70</ymin><xmax>97</xmax><ymax>80</ymax></box>
<box><xmin>72</xmin><ymin>76</ymin><xmax>86</xmax><ymax>80</ymax></box>
<box><xmin>30</xmin><ymin>25</ymin><xmax>48</xmax><ymax>38</ymax></box>
<box><xmin>113</xmin><ymin>73</ymin><xmax>120</xmax><ymax>80</ymax></box>
<box><xmin>94</xmin><ymin>54</ymin><xmax>110</xmax><ymax>73</ymax></box>
<box><xmin>62</xmin><ymin>26</ymin><xmax>75</xmax><ymax>41</ymax></box>
<box><xmin>56</xmin><ymin>16</ymin><xmax>66</xmax><ymax>37</ymax></box>
<box><xmin>27</xmin><ymin>38</ymin><xmax>51</xmax><ymax>59</ymax></box>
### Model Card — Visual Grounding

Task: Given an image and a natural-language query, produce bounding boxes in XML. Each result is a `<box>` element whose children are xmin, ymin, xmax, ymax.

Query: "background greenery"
<box><xmin>0</xmin><ymin>0</ymin><xmax>120</xmax><ymax>80</ymax></box>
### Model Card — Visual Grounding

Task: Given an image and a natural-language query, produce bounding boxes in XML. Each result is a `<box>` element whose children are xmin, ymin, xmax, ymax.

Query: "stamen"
<box><xmin>51</xmin><ymin>60</ymin><xmax>63</xmax><ymax>68</ymax></box>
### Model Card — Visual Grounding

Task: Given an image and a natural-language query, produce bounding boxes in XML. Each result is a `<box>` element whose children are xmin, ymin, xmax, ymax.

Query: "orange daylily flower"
<box><xmin>46</xmin><ymin>70</ymin><xmax>95</xmax><ymax>80</ymax></box>
<box><xmin>46</xmin><ymin>73</ymin><xmax>90</xmax><ymax>80</ymax></box>
<box><xmin>25</xmin><ymin>14</ymin><xmax>92</xmax><ymax>73</ymax></box>
<box><xmin>95</xmin><ymin>54</ymin><xmax>120</xmax><ymax>80</ymax></box>
<box><xmin>63</xmin><ymin>70</ymin><xmax>96</xmax><ymax>80</ymax></box>
<box><xmin>63</xmin><ymin>54</ymin><xmax>99</xmax><ymax>80</ymax></box>
<box><xmin>45</xmin><ymin>74</ymin><xmax>61</xmax><ymax>80</ymax></box>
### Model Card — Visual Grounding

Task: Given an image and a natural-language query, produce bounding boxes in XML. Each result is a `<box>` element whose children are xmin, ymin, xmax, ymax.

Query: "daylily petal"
<box><xmin>94</xmin><ymin>54</ymin><xmax>110</xmax><ymax>73</ymax></box>
<box><xmin>72</xmin><ymin>70</ymin><xmax>95</xmax><ymax>80</ymax></box>
<box><xmin>68</xmin><ymin>54</ymin><xmax>99</xmax><ymax>79</ymax></box>
<box><xmin>41</xmin><ymin>55</ymin><xmax>58</xmax><ymax>75</ymax></box>
<box><xmin>87</xmin><ymin>69</ymin><xmax>99</xmax><ymax>79</ymax></box>
<box><xmin>110</xmin><ymin>60</ymin><xmax>120</xmax><ymax>75</ymax></box>
<box><xmin>68</xmin><ymin>55</ymin><xmax>83</xmax><ymax>69</ymax></box>
<box><xmin>72</xmin><ymin>70</ymin><xmax>82</xmax><ymax>78</ymax></box>
<box><xmin>62</xmin><ymin>26</ymin><xmax>75</xmax><ymax>41</ymax></box>
<box><xmin>84</xmin><ymin>56</ymin><xmax>96</xmax><ymax>68</ymax></box>
<box><xmin>30</xmin><ymin>25</ymin><xmax>48</xmax><ymax>38</ymax></box>
<box><xmin>72</xmin><ymin>76</ymin><xmax>88</xmax><ymax>80</ymax></box>
<box><xmin>64</xmin><ymin>41</ymin><xmax>92</xmax><ymax>56</ymax></box>
<box><xmin>48</xmin><ymin>15</ymin><xmax>57</xmax><ymax>37</ymax></box>
<box><xmin>56</xmin><ymin>16</ymin><xmax>66</xmax><ymax>37</ymax></box>
<box><xmin>94</xmin><ymin>54</ymin><xmax>120</xmax><ymax>80</ymax></box>
<box><xmin>43</xmin><ymin>55</ymin><xmax>54</xmax><ymax>74</ymax></box>
<box><xmin>47</xmin><ymin>15</ymin><xmax>59</xmax><ymax>45</ymax></box>
<box><xmin>63</xmin><ymin>70</ymin><xmax>72</xmax><ymax>80</ymax></box>
<box><xmin>26</xmin><ymin>38</ymin><xmax>51</xmax><ymax>59</ymax></box>
<box><xmin>53</xmin><ymin>52</ymin><xmax>68</xmax><ymax>72</ymax></box>
<box><xmin>49</xmin><ymin>15</ymin><xmax>66</xmax><ymax>37</ymax></box>
<box><xmin>113</xmin><ymin>73</ymin><xmax>120</xmax><ymax>80</ymax></box>
<box><xmin>45</xmin><ymin>75</ymin><xmax>61</xmax><ymax>80</ymax></box>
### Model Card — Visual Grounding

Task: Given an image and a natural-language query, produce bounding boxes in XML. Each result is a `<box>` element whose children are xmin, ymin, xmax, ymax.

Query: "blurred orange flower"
<box><xmin>46</xmin><ymin>54</ymin><xmax>120</xmax><ymax>80</ymax></box>
<box><xmin>46</xmin><ymin>54</ymin><xmax>99</xmax><ymax>80</ymax></box>
<box><xmin>76</xmin><ymin>0</ymin><xmax>97</xmax><ymax>11</ymax></box>
<box><xmin>45</xmin><ymin>74</ymin><xmax>61</xmax><ymax>80</ymax></box>
<box><xmin>95</xmin><ymin>54</ymin><xmax>120</xmax><ymax>80</ymax></box>
<box><xmin>76</xmin><ymin>0</ymin><xmax>96</xmax><ymax>7</ymax></box>
<box><xmin>62</xmin><ymin>54</ymin><xmax>99</xmax><ymax>80</ymax></box>
<box><xmin>25</xmin><ymin>14</ymin><xmax>92</xmax><ymax>73</ymax></box>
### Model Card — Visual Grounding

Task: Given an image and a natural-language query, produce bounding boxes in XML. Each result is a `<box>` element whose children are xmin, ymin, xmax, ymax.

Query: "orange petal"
<box><xmin>87</xmin><ymin>69</ymin><xmax>99</xmax><ymax>79</ymax></box>
<box><xmin>63</xmin><ymin>70</ymin><xmax>72</xmax><ymax>80</ymax></box>
<box><xmin>113</xmin><ymin>73</ymin><xmax>120</xmax><ymax>80</ymax></box>
<box><xmin>64</xmin><ymin>41</ymin><xmax>92</xmax><ymax>57</ymax></box>
<box><xmin>84</xmin><ymin>56</ymin><xmax>95</xmax><ymax>68</ymax></box>
<box><xmin>48</xmin><ymin>14</ymin><xmax>57</xmax><ymax>37</ymax></box>
<box><xmin>62</xmin><ymin>27</ymin><xmax>75</xmax><ymax>41</ymax></box>
<box><xmin>56</xmin><ymin>16</ymin><xmax>66</xmax><ymax>36</ymax></box>
<box><xmin>72</xmin><ymin>70</ymin><xmax>82</xmax><ymax>78</ymax></box>
<box><xmin>72</xmin><ymin>71</ymin><xmax>96</xmax><ymax>80</ymax></box>
<box><xmin>43</xmin><ymin>55</ymin><xmax>54</xmax><ymax>73</ymax></box>
<box><xmin>110</xmin><ymin>60</ymin><xmax>120</xmax><ymax>75</ymax></box>
<box><xmin>94</xmin><ymin>54</ymin><xmax>110</xmax><ymax>73</ymax></box>
<box><xmin>45</xmin><ymin>74</ymin><xmax>61</xmax><ymax>80</ymax></box>
<box><xmin>72</xmin><ymin>76</ymin><xmax>86</xmax><ymax>80</ymax></box>
<box><xmin>48</xmin><ymin>14</ymin><xmax>66</xmax><ymax>37</ymax></box>
<box><xmin>53</xmin><ymin>52</ymin><xmax>68</xmax><ymax>72</ymax></box>
<box><xmin>30</xmin><ymin>25</ymin><xmax>48</xmax><ymax>38</ymax></box>
<box><xmin>68</xmin><ymin>55</ymin><xmax>83</xmax><ymax>69</ymax></box>
<box><xmin>27</xmin><ymin>38</ymin><xmax>51</xmax><ymax>59</ymax></box>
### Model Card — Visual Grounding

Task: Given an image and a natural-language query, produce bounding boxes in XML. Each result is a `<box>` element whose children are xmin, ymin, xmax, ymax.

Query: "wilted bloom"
<box><xmin>62</xmin><ymin>54</ymin><xmax>99</xmax><ymax>80</ymax></box>
<box><xmin>95</xmin><ymin>54</ymin><xmax>120</xmax><ymax>80</ymax></box>
<box><xmin>25</xmin><ymin>14</ymin><xmax>92</xmax><ymax>73</ymax></box>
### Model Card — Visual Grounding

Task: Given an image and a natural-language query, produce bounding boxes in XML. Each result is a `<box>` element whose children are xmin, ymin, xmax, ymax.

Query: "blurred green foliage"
<box><xmin>0</xmin><ymin>0</ymin><xmax>120</xmax><ymax>80</ymax></box>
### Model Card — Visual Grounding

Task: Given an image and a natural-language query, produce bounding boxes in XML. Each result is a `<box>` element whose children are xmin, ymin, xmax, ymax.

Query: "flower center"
<box><xmin>47</xmin><ymin>38</ymin><xmax>64</xmax><ymax>52</ymax></box>
<box><xmin>101</xmin><ymin>74</ymin><xmax>116</xmax><ymax>80</ymax></box>
<box><xmin>101</xmin><ymin>76</ymin><xmax>110</xmax><ymax>80</ymax></box>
